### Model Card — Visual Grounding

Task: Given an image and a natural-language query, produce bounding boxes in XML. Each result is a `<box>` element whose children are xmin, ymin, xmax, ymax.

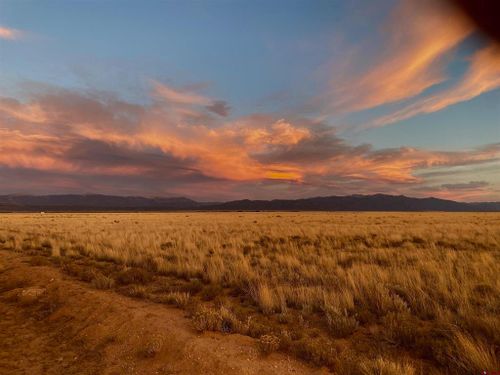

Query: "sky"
<box><xmin>0</xmin><ymin>0</ymin><xmax>499</xmax><ymax>201</ymax></box>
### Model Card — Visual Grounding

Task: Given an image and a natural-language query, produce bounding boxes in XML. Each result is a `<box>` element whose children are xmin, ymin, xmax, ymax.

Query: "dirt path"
<box><xmin>0</xmin><ymin>250</ymin><xmax>327</xmax><ymax>375</ymax></box>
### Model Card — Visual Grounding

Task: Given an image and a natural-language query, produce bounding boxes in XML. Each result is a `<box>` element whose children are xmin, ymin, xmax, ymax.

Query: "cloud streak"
<box><xmin>152</xmin><ymin>81</ymin><xmax>230</xmax><ymax>118</ymax></box>
<box><xmin>372</xmin><ymin>44</ymin><xmax>500</xmax><ymax>127</ymax></box>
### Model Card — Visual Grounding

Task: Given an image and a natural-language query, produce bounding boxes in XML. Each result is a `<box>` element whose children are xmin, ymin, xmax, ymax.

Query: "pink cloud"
<box><xmin>0</xmin><ymin>26</ymin><xmax>22</xmax><ymax>40</ymax></box>
<box><xmin>0</xmin><ymin>98</ymin><xmax>47</xmax><ymax>123</ymax></box>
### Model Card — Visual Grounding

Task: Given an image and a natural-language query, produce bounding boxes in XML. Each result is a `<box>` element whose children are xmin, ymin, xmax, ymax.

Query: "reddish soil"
<box><xmin>0</xmin><ymin>250</ymin><xmax>327</xmax><ymax>375</ymax></box>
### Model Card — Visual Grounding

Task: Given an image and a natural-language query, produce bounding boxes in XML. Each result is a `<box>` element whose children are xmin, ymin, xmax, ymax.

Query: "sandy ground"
<box><xmin>0</xmin><ymin>250</ymin><xmax>328</xmax><ymax>375</ymax></box>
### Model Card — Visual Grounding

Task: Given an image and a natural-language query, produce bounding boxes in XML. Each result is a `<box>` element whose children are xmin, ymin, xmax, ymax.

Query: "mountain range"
<box><xmin>0</xmin><ymin>194</ymin><xmax>499</xmax><ymax>212</ymax></box>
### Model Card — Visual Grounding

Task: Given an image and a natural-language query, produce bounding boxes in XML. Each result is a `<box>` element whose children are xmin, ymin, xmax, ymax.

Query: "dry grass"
<box><xmin>0</xmin><ymin>211</ymin><xmax>499</xmax><ymax>373</ymax></box>
<box><xmin>161</xmin><ymin>291</ymin><xmax>191</xmax><ymax>308</ymax></box>
<box><xmin>359</xmin><ymin>356</ymin><xmax>416</xmax><ymax>375</ymax></box>
<box><xmin>91</xmin><ymin>273</ymin><xmax>115</xmax><ymax>290</ymax></box>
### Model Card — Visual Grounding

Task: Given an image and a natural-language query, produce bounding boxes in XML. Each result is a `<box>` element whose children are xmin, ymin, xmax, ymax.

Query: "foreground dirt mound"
<box><xmin>0</xmin><ymin>250</ymin><xmax>325</xmax><ymax>375</ymax></box>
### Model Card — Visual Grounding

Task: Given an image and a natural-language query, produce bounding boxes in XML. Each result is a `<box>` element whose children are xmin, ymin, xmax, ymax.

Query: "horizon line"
<box><xmin>1</xmin><ymin>192</ymin><xmax>499</xmax><ymax>204</ymax></box>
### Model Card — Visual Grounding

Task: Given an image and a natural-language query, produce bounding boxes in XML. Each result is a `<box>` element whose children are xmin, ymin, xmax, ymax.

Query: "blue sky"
<box><xmin>0</xmin><ymin>0</ymin><xmax>499</xmax><ymax>201</ymax></box>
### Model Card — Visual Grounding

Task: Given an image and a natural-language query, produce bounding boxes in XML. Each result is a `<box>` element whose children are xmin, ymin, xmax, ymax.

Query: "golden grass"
<box><xmin>0</xmin><ymin>211</ymin><xmax>499</xmax><ymax>373</ymax></box>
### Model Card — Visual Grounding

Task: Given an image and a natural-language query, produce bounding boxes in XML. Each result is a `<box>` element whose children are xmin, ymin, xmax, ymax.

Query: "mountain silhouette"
<box><xmin>0</xmin><ymin>193</ymin><xmax>498</xmax><ymax>212</ymax></box>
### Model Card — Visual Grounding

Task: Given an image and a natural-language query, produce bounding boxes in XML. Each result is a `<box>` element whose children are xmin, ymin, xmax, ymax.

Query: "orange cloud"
<box><xmin>372</xmin><ymin>44</ymin><xmax>500</xmax><ymax>127</ymax></box>
<box><xmin>68</xmin><ymin>95</ymin><xmax>310</xmax><ymax>182</ymax></box>
<box><xmin>241</xmin><ymin>119</ymin><xmax>310</xmax><ymax>147</ymax></box>
<box><xmin>0</xmin><ymin>26</ymin><xmax>22</xmax><ymax>40</ymax></box>
<box><xmin>134</xmin><ymin>117</ymin><xmax>310</xmax><ymax>182</ymax></box>
<box><xmin>0</xmin><ymin>129</ymin><xmax>72</xmax><ymax>172</ymax></box>
<box><xmin>0</xmin><ymin>98</ymin><xmax>48</xmax><ymax>123</ymax></box>
<box><xmin>324</xmin><ymin>0</ymin><xmax>472</xmax><ymax>112</ymax></box>
<box><xmin>342</xmin><ymin>146</ymin><xmax>500</xmax><ymax>184</ymax></box>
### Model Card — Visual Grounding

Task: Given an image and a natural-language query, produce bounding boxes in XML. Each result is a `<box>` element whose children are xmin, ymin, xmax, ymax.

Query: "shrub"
<box><xmin>62</xmin><ymin>263</ymin><xmax>97</xmax><ymax>282</ymax></box>
<box><xmin>124</xmin><ymin>285</ymin><xmax>148</xmax><ymax>299</ymax></box>
<box><xmin>29</xmin><ymin>256</ymin><xmax>52</xmax><ymax>267</ymax></box>
<box><xmin>191</xmin><ymin>304</ymin><xmax>248</xmax><ymax>334</ymax></box>
<box><xmin>251</xmin><ymin>283</ymin><xmax>279</xmax><ymax>314</ymax></box>
<box><xmin>258</xmin><ymin>334</ymin><xmax>280</xmax><ymax>355</ymax></box>
<box><xmin>138</xmin><ymin>337</ymin><xmax>163</xmax><ymax>358</ymax></box>
<box><xmin>116</xmin><ymin>268</ymin><xmax>153</xmax><ymax>285</ymax></box>
<box><xmin>382</xmin><ymin>312</ymin><xmax>419</xmax><ymax>348</ymax></box>
<box><xmin>278</xmin><ymin>329</ymin><xmax>292</xmax><ymax>350</ymax></box>
<box><xmin>162</xmin><ymin>292</ymin><xmax>190</xmax><ymax>308</ymax></box>
<box><xmin>219</xmin><ymin>305</ymin><xmax>248</xmax><ymax>334</ymax></box>
<box><xmin>359</xmin><ymin>357</ymin><xmax>416</xmax><ymax>375</ymax></box>
<box><xmin>325</xmin><ymin>308</ymin><xmax>359</xmax><ymax>338</ymax></box>
<box><xmin>50</xmin><ymin>244</ymin><xmax>61</xmax><ymax>257</ymax></box>
<box><xmin>91</xmin><ymin>273</ymin><xmax>115</xmax><ymax>290</ymax></box>
<box><xmin>200</xmin><ymin>284</ymin><xmax>223</xmax><ymax>301</ymax></box>
<box><xmin>183</xmin><ymin>279</ymin><xmax>204</xmax><ymax>294</ymax></box>
<box><xmin>192</xmin><ymin>305</ymin><xmax>223</xmax><ymax>332</ymax></box>
<box><xmin>41</xmin><ymin>239</ymin><xmax>52</xmax><ymax>249</ymax></box>
<box><xmin>334</xmin><ymin>350</ymin><xmax>364</xmax><ymax>375</ymax></box>
<box><xmin>291</xmin><ymin>336</ymin><xmax>337</xmax><ymax>367</ymax></box>
<box><xmin>247</xmin><ymin>320</ymin><xmax>270</xmax><ymax>338</ymax></box>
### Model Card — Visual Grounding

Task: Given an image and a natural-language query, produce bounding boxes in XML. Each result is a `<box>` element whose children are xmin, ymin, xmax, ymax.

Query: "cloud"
<box><xmin>205</xmin><ymin>100</ymin><xmax>230</xmax><ymax>116</ymax></box>
<box><xmin>152</xmin><ymin>81</ymin><xmax>211</xmax><ymax>106</ymax></box>
<box><xmin>322</xmin><ymin>0</ymin><xmax>472</xmax><ymax>113</ymax></box>
<box><xmin>0</xmin><ymin>82</ymin><xmax>499</xmax><ymax>200</ymax></box>
<box><xmin>372</xmin><ymin>44</ymin><xmax>500</xmax><ymax>127</ymax></box>
<box><xmin>0</xmin><ymin>98</ymin><xmax>48</xmax><ymax>123</ymax></box>
<box><xmin>441</xmin><ymin>181</ymin><xmax>489</xmax><ymax>190</ymax></box>
<box><xmin>151</xmin><ymin>81</ymin><xmax>231</xmax><ymax>118</ymax></box>
<box><xmin>313</xmin><ymin>144</ymin><xmax>500</xmax><ymax>187</ymax></box>
<box><xmin>407</xmin><ymin>179</ymin><xmax>493</xmax><ymax>201</ymax></box>
<box><xmin>0</xmin><ymin>26</ymin><xmax>22</xmax><ymax>40</ymax></box>
<box><xmin>253</xmin><ymin>123</ymin><xmax>369</xmax><ymax>165</ymax></box>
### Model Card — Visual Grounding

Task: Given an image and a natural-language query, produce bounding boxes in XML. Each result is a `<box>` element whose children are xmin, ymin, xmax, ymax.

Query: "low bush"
<box><xmin>162</xmin><ymin>291</ymin><xmax>190</xmax><ymax>308</ymax></box>
<box><xmin>325</xmin><ymin>308</ymin><xmax>359</xmax><ymax>338</ymax></box>
<box><xmin>91</xmin><ymin>273</ymin><xmax>115</xmax><ymax>290</ymax></box>
<box><xmin>359</xmin><ymin>357</ymin><xmax>416</xmax><ymax>375</ymax></box>
<box><xmin>116</xmin><ymin>268</ymin><xmax>153</xmax><ymax>285</ymax></box>
<box><xmin>258</xmin><ymin>334</ymin><xmax>280</xmax><ymax>355</ymax></box>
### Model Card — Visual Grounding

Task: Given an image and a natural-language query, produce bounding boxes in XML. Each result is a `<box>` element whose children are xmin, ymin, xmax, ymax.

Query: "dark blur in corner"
<box><xmin>448</xmin><ymin>0</ymin><xmax>500</xmax><ymax>43</ymax></box>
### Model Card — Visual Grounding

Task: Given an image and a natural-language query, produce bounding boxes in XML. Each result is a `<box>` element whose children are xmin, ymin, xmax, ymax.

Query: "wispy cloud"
<box><xmin>0</xmin><ymin>26</ymin><xmax>23</xmax><ymax>40</ymax></box>
<box><xmin>322</xmin><ymin>0</ymin><xmax>472</xmax><ymax>113</ymax></box>
<box><xmin>152</xmin><ymin>80</ymin><xmax>230</xmax><ymax>117</ymax></box>
<box><xmin>371</xmin><ymin>44</ymin><xmax>500</xmax><ymax>127</ymax></box>
<box><xmin>441</xmin><ymin>180</ymin><xmax>489</xmax><ymax>190</ymax></box>
<box><xmin>152</xmin><ymin>80</ymin><xmax>211</xmax><ymax>106</ymax></box>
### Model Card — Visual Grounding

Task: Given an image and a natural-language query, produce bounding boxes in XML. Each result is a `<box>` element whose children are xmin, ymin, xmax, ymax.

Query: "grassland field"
<box><xmin>0</xmin><ymin>212</ymin><xmax>499</xmax><ymax>374</ymax></box>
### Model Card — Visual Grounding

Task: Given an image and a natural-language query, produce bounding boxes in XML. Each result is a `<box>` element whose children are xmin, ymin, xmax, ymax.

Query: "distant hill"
<box><xmin>0</xmin><ymin>193</ymin><xmax>499</xmax><ymax>212</ymax></box>
<box><xmin>0</xmin><ymin>194</ymin><xmax>201</xmax><ymax>211</ymax></box>
<box><xmin>209</xmin><ymin>194</ymin><xmax>500</xmax><ymax>212</ymax></box>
